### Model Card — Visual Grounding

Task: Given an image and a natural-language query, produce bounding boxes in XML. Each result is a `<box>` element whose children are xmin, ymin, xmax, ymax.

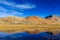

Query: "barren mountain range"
<box><xmin>0</xmin><ymin>15</ymin><xmax>60</xmax><ymax>24</ymax></box>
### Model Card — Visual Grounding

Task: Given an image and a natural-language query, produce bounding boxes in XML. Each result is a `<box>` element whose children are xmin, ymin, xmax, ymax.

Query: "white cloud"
<box><xmin>0</xmin><ymin>7</ymin><xmax>7</xmax><ymax>12</ymax></box>
<box><xmin>16</xmin><ymin>4</ymin><xmax>35</xmax><ymax>9</ymax></box>
<box><xmin>0</xmin><ymin>0</ymin><xmax>36</xmax><ymax>17</ymax></box>
<box><xmin>0</xmin><ymin>12</ymin><xmax>13</xmax><ymax>18</ymax></box>
<box><xmin>0</xmin><ymin>0</ymin><xmax>14</xmax><ymax>6</ymax></box>
<box><xmin>0</xmin><ymin>7</ymin><xmax>23</xmax><ymax>17</ymax></box>
<box><xmin>0</xmin><ymin>0</ymin><xmax>36</xmax><ymax>9</ymax></box>
<box><xmin>0</xmin><ymin>7</ymin><xmax>13</xmax><ymax>17</ymax></box>
<box><xmin>8</xmin><ymin>10</ymin><xmax>24</xmax><ymax>15</ymax></box>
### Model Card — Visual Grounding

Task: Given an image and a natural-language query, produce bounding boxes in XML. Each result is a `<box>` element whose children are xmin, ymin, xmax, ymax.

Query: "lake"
<box><xmin>0</xmin><ymin>32</ymin><xmax>60</xmax><ymax>40</ymax></box>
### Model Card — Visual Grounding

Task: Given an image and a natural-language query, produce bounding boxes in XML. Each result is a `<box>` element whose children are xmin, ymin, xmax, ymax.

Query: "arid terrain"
<box><xmin>0</xmin><ymin>15</ymin><xmax>60</xmax><ymax>34</ymax></box>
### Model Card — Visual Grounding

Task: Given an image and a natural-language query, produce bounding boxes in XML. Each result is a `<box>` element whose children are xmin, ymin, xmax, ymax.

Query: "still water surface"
<box><xmin>0</xmin><ymin>32</ymin><xmax>60</xmax><ymax>40</ymax></box>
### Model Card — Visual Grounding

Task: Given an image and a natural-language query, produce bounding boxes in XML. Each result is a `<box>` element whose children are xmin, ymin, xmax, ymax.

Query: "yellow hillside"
<box><xmin>0</xmin><ymin>15</ymin><xmax>60</xmax><ymax>34</ymax></box>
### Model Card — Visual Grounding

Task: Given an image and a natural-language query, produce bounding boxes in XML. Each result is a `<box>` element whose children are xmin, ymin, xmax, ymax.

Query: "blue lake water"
<box><xmin>0</xmin><ymin>32</ymin><xmax>60</xmax><ymax>40</ymax></box>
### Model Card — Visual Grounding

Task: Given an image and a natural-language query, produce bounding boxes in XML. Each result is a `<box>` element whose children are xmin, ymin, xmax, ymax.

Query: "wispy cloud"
<box><xmin>0</xmin><ymin>0</ymin><xmax>36</xmax><ymax>17</ymax></box>
<box><xmin>0</xmin><ymin>7</ymin><xmax>13</xmax><ymax>17</ymax></box>
<box><xmin>0</xmin><ymin>6</ymin><xmax>23</xmax><ymax>17</ymax></box>
<box><xmin>16</xmin><ymin>4</ymin><xmax>35</xmax><ymax>9</ymax></box>
<box><xmin>0</xmin><ymin>0</ymin><xmax>36</xmax><ymax>9</ymax></box>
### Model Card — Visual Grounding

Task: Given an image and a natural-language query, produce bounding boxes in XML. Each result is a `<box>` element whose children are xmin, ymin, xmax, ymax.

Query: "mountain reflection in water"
<box><xmin>0</xmin><ymin>32</ymin><xmax>60</xmax><ymax>40</ymax></box>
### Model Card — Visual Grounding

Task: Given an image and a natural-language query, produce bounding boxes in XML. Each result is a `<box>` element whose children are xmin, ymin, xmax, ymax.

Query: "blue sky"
<box><xmin>0</xmin><ymin>0</ymin><xmax>60</xmax><ymax>18</ymax></box>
